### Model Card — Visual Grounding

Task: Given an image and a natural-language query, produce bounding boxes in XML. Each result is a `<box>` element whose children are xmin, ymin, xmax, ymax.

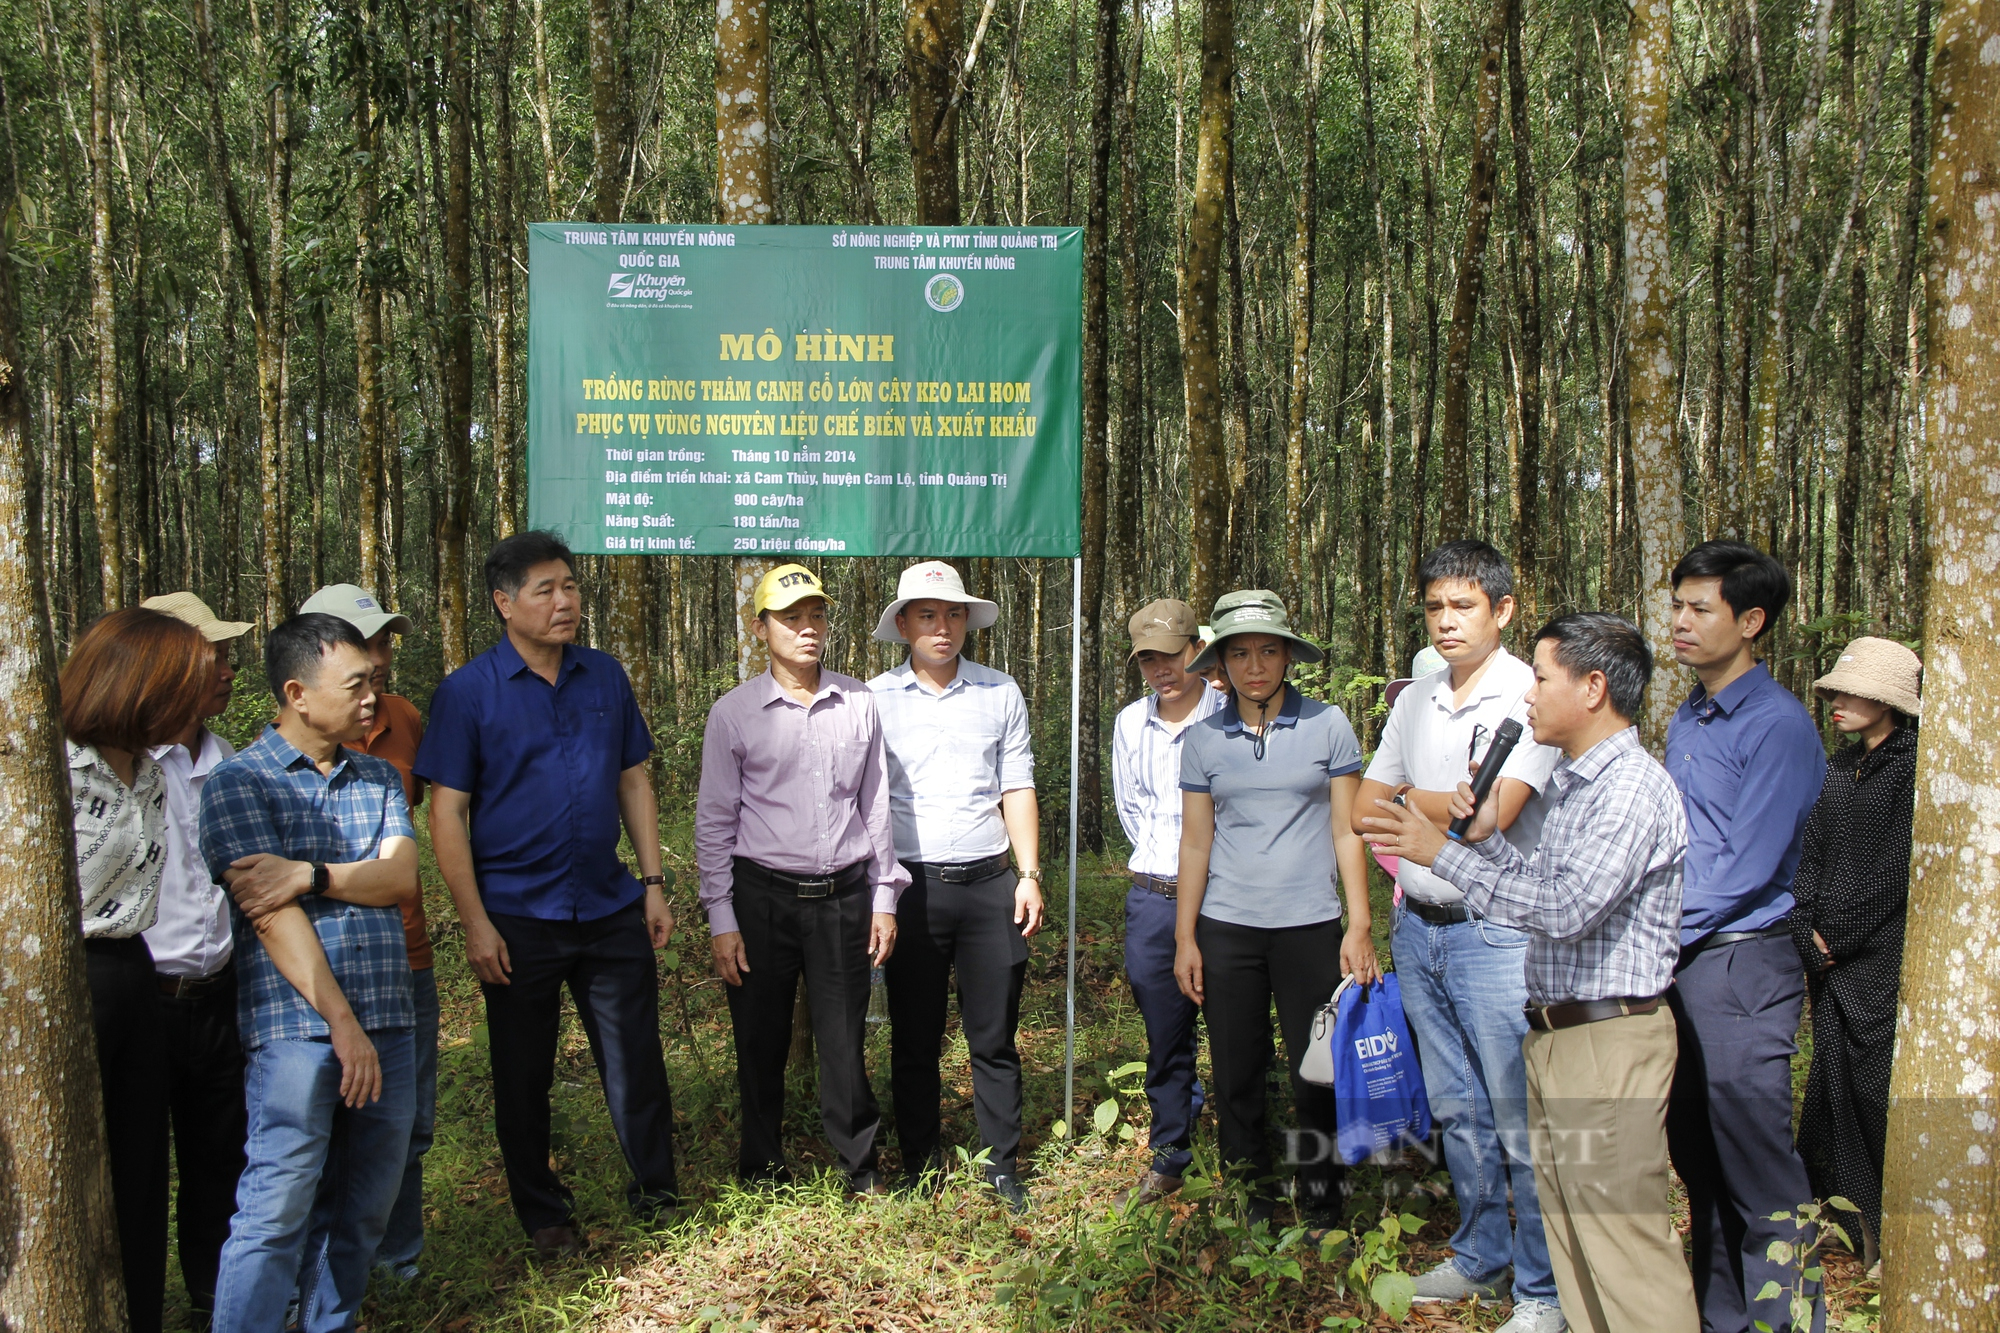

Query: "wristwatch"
<box><xmin>1019</xmin><ymin>867</ymin><xmax>1043</xmax><ymax>883</ymax></box>
<box><xmin>642</xmin><ymin>874</ymin><xmax>668</xmax><ymax>887</ymax></box>
<box><xmin>308</xmin><ymin>862</ymin><xmax>331</xmax><ymax>896</ymax></box>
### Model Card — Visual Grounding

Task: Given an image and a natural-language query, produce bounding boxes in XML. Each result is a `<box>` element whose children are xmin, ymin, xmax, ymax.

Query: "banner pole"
<box><xmin>1064</xmin><ymin>555</ymin><xmax>1082</xmax><ymax>1139</ymax></box>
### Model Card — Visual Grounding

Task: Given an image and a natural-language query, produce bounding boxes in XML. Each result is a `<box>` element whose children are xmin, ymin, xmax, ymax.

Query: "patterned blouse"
<box><xmin>68</xmin><ymin>741</ymin><xmax>168</xmax><ymax>939</ymax></box>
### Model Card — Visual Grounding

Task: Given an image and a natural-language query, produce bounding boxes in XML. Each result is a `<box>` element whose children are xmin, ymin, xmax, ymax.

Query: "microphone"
<box><xmin>1448</xmin><ymin>717</ymin><xmax>1524</xmax><ymax>841</ymax></box>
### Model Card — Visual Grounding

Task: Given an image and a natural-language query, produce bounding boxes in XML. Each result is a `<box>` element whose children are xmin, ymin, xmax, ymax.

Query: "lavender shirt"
<box><xmin>694</xmin><ymin>667</ymin><xmax>910</xmax><ymax>935</ymax></box>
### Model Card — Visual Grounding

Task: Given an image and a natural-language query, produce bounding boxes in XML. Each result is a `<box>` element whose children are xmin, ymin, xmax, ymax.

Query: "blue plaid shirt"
<box><xmin>198</xmin><ymin>726</ymin><xmax>416</xmax><ymax>1048</ymax></box>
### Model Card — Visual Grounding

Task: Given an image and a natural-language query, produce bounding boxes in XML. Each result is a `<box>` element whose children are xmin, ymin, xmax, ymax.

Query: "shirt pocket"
<box><xmin>825</xmin><ymin>738</ymin><xmax>866</xmax><ymax>801</ymax></box>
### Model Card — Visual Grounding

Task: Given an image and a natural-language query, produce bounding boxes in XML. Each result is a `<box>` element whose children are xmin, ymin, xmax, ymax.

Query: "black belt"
<box><xmin>1525</xmin><ymin>994</ymin><xmax>1664</xmax><ymax>1032</ymax></box>
<box><xmin>737</xmin><ymin>858</ymin><xmax>866</xmax><ymax>900</ymax></box>
<box><xmin>1678</xmin><ymin>922</ymin><xmax>1791</xmax><ymax>967</ymax></box>
<box><xmin>907</xmin><ymin>853</ymin><xmax>1013</xmax><ymax>884</ymax></box>
<box><xmin>158</xmin><ymin>963</ymin><xmax>233</xmax><ymax>999</ymax></box>
<box><xmin>1133</xmin><ymin>872</ymin><xmax>1177</xmax><ymax>899</ymax></box>
<box><xmin>1404</xmin><ymin>898</ymin><xmax>1470</xmax><ymax>926</ymax></box>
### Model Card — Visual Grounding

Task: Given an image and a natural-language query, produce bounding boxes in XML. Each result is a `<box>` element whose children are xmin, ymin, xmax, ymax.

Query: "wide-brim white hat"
<box><xmin>872</xmin><ymin>560</ymin><xmax>1000</xmax><ymax>641</ymax></box>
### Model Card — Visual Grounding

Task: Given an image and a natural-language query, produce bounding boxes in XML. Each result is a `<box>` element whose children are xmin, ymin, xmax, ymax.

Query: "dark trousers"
<box><xmin>482</xmin><ymin>904</ymin><xmax>680</xmax><ymax>1236</ymax></box>
<box><xmin>1195</xmin><ymin>913</ymin><xmax>1346</xmax><ymax>1210</ymax></box>
<box><xmin>725</xmin><ymin>859</ymin><xmax>881</xmax><ymax>1184</ymax></box>
<box><xmin>1124</xmin><ymin>885</ymin><xmax>1203</xmax><ymax>1177</ymax></box>
<box><xmin>159</xmin><ymin>965</ymin><xmax>247</xmax><ymax>1323</ymax></box>
<box><xmin>86</xmin><ymin>935</ymin><xmax>170</xmax><ymax>1333</ymax></box>
<box><xmin>885</xmin><ymin>861</ymin><xmax>1028</xmax><ymax>1178</ymax></box>
<box><xmin>1668</xmin><ymin>932</ymin><xmax>1823</xmax><ymax>1333</ymax></box>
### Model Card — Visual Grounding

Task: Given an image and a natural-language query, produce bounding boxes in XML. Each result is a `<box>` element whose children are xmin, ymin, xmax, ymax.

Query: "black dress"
<box><xmin>1787</xmin><ymin>722</ymin><xmax>1917</xmax><ymax>1249</ymax></box>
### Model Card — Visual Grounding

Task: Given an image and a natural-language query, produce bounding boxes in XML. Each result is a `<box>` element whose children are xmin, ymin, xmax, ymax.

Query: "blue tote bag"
<box><xmin>1298</xmin><ymin>975</ymin><xmax>1432</xmax><ymax>1165</ymax></box>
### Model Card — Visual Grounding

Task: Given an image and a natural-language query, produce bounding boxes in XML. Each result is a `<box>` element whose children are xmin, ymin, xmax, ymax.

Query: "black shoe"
<box><xmin>989</xmin><ymin>1173</ymin><xmax>1030</xmax><ymax>1214</ymax></box>
<box><xmin>739</xmin><ymin>1163</ymin><xmax>796</xmax><ymax>1190</ymax></box>
<box><xmin>530</xmin><ymin>1224</ymin><xmax>584</xmax><ymax>1261</ymax></box>
<box><xmin>893</xmin><ymin>1151</ymin><xmax>950</xmax><ymax>1197</ymax></box>
<box><xmin>1245</xmin><ymin>1194</ymin><xmax>1278</xmax><ymax>1227</ymax></box>
<box><xmin>847</xmin><ymin>1170</ymin><xmax>890</xmax><ymax>1197</ymax></box>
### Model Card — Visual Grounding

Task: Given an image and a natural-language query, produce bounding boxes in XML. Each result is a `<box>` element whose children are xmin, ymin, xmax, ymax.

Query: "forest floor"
<box><xmin>158</xmin><ymin>817</ymin><xmax>1883</xmax><ymax>1332</ymax></box>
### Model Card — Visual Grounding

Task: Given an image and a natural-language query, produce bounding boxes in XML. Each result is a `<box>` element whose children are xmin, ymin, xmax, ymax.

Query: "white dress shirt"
<box><xmin>869</xmin><ymin>657</ymin><xmax>1035</xmax><ymax>863</ymax></box>
<box><xmin>1363</xmin><ymin>646</ymin><xmax>1562</xmax><ymax>904</ymax></box>
<box><xmin>1112</xmin><ymin>680</ymin><xmax>1225</xmax><ymax>878</ymax></box>
<box><xmin>68</xmin><ymin>741</ymin><xmax>167</xmax><ymax>938</ymax></box>
<box><xmin>143</xmin><ymin>729</ymin><xmax>237</xmax><ymax>977</ymax></box>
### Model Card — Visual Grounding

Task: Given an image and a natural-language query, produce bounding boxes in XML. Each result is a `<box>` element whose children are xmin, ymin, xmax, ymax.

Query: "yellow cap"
<box><xmin>752</xmin><ymin>563</ymin><xmax>832</xmax><ymax>615</ymax></box>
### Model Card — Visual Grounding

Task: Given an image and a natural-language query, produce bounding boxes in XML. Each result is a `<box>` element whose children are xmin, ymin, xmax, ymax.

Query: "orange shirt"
<box><xmin>358</xmin><ymin>693</ymin><xmax>434</xmax><ymax>971</ymax></box>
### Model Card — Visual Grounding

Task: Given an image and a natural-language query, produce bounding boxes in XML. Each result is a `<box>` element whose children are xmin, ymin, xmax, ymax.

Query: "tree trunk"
<box><xmin>354</xmin><ymin>0</ymin><xmax>387</xmax><ymax>601</ymax></box>
<box><xmin>1878</xmin><ymin>0</ymin><xmax>1930</xmax><ymax>627</ymax></box>
<box><xmin>1433</xmin><ymin>0</ymin><xmax>1506</xmax><ymax>542</ymax></box>
<box><xmin>1114</xmin><ymin>0</ymin><xmax>1145</xmax><ymax>612</ymax></box>
<box><xmin>1181</xmin><ymin>0</ymin><xmax>1231</xmax><ymax>614</ymax></box>
<box><xmin>1504</xmin><ymin>0</ymin><xmax>1542</xmax><ymax>621</ymax></box>
<box><xmin>1078</xmin><ymin>0</ymin><xmax>1117</xmax><ymax>853</ymax></box>
<box><xmin>86</xmin><ymin>0</ymin><xmax>121</xmax><ymax>611</ymax></box>
<box><xmin>1879</xmin><ymin>3</ymin><xmax>2000</xmax><ymax>1320</ymax></box>
<box><xmin>1222</xmin><ymin>168</ymin><xmax>1251</xmax><ymax>585</ymax></box>
<box><xmin>907</xmin><ymin>0</ymin><xmax>962</xmax><ymax>224</ymax></box>
<box><xmin>256</xmin><ymin>0</ymin><xmax>295</xmax><ymax>631</ymax></box>
<box><xmin>494</xmin><ymin>0</ymin><xmax>522</xmax><ymax>539</ymax></box>
<box><xmin>1622</xmin><ymin>0</ymin><xmax>1682</xmax><ymax>745</ymax></box>
<box><xmin>1284</xmin><ymin>0</ymin><xmax>1325</xmax><ymax>607</ymax></box>
<box><xmin>437</xmin><ymin>0</ymin><xmax>474</xmax><ymax>671</ymax></box>
<box><xmin>531</xmin><ymin>0</ymin><xmax>561</xmax><ymax>214</ymax></box>
<box><xmin>0</xmin><ymin>186</ymin><xmax>129</xmax><ymax>1333</ymax></box>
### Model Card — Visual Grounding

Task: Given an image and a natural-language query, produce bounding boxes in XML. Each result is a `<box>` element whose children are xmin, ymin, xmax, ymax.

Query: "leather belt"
<box><xmin>1678</xmin><ymin>922</ymin><xmax>1791</xmax><ymax>967</ymax></box>
<box><xmin>1405</xmin><ymin>898</ymin><xmax>1470</xmax><ymax>926</ymax></box>
<box><xmin>910</xmin><ymin>853</ymin><xmax>1014</xmax><ymax>884</ymax></box>
<box><xmin>740</xmin><ymin>859</ymin><xmax>866</xmax><ymax>900</ymax></box>
<box><xmin>1133</xmin><ymin>872</ymin><xmax>1177</xmax><ymax>899</ymax></box>
<box><xmin>158</xmin><ymin>966</ymin><xmax>231</xmax><ymax>1000</ymax></box>
<box><xmin>1525</xmin><ymin>994</ymin><xmax>1663</xmax><ymax>1032</ymax></box>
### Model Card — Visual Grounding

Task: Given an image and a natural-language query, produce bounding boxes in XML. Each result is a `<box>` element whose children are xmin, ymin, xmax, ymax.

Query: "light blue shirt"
<box><xmin>869</xmin><ymin>657</ymin><xmax>1035</xmax><ymax>863</ymax></box>
<box><xmin>1180</xmin><ymin>685</ymin><xmax>1363</xmax><ymax>929</ymax></box>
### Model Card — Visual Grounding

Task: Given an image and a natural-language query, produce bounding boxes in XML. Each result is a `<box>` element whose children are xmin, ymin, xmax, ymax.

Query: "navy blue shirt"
<box><xmin>1665</xmin><ymin>662</ymin><xmax>1827</xmax><ymax>946</ymax></box>
<box><xmin>414</xmin><ymin>635</ymin><xmax>654</xmax><ymax>921</ymax></box>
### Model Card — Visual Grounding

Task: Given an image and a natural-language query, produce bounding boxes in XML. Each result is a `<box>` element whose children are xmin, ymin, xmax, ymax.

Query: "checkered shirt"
<box><xmin>198</xmin><ymin>725</ymin><xmax>416</xmax><ymax>1047</ymax></box>
<box><xmin>1432</xmin><ymin>726</ymin><xmax>1687</xmax><ymax>1006</ymax></box>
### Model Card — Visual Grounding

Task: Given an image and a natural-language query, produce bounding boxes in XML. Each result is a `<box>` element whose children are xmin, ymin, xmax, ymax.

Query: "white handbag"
<box><xmin>1297</xmin><ymin>975</ymin><xmax>1355</xmax><ymax>1087</ymax></box>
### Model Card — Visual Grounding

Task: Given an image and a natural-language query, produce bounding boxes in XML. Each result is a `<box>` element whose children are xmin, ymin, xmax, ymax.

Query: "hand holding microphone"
<box><xmin>1447</xmin><ymin>717</ymin><xmax>1524</xmax><ymax>841</ymax></box>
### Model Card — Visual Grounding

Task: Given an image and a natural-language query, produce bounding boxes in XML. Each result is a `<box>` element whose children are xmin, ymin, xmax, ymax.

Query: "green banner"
<box><xmin>527</xmin><ymin>223</ymin><xmax>1082</xmax><ymax>558</ymax></box>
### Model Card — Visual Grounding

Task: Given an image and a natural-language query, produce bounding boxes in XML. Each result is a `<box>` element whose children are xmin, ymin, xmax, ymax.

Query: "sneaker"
<box><xmin>1409</xmin><ymin>1260</ymin><xmax>1505</xmax><ymax>1303</ymax></box>
<box><xmin>374</xmin><ymin>1259</ymin><xmax>421</xmax><ymax>1283</ymax></box>
<box><xmin>1495</xmin><ymin>1298</ymin><xmax>1567</xmax><ymax>1333</ymax></box>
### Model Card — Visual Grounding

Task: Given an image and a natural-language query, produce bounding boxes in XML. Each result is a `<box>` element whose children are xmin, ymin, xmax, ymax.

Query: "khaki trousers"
<box><xmin>1523</xmin><ymin>1006</ymin><xmax>1699</xmax><ymax>1333</ymax></box>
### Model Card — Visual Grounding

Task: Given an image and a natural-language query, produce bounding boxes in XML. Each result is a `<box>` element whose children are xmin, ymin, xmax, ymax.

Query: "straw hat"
<box><xmin>872</xmin><ymin>561</ymin><xmax>999</xmax><ymax>642</ymax></box>
<box><xmin>1813</xmin><ymin>636</ymin><xmax>1922</xmax><ymax>716</ymax></box>
<box><xmin>1187</xmin><ymin>590</ymin><xmax>1325</xmax><ymax>672</ymax></box>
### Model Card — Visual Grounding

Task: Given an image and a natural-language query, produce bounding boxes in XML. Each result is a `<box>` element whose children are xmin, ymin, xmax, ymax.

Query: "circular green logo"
<box><xmin>924</xmin><ymin>273</ymin><xmax>964</xmax><ymax>312</ymax></box>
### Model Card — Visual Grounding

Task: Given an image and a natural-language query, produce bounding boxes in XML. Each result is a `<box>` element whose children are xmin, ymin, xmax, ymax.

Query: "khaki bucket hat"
<box><xmin>1813</xmin><ymin>636</ymin><xmax>1922</xmax><ymax>716</ymax></box>
<box><xmin>872</xmin><ymin>560</ymin><xmax>1000</xmax><ymax>642</ymax></box>
<box><xmin>1188</xmin><ymin>590</ymin><xmax>1325</xmax><ymax>672</ymax></box>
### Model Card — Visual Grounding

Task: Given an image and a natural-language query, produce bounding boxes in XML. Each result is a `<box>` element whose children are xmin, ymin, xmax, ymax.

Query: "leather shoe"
<box><xmin>1115</xmin><ymin>1167</ymin><xmax>1184</xmax><ymax>1208</ymax></box>
<box><xmin>847</xmin><ymin>1171</ymin><xmax>891</xmax><ymax>1197</ymax></box>
<box><xmin>989</xmin><ymin>1173</ymin><xmax>1030</xmax><ymax>1214</ymax></box>
<box><xmin>530</xmin><ymin>1225</ymin><xmax>583</xmax><ymax>1261</ymax></box>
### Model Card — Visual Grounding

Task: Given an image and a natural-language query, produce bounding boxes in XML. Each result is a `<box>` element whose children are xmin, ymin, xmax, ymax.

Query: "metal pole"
<box><xmin>1064</xmin><ymin>555</ymin><xmax>1082</xmax><ymax>1136</ymax></box>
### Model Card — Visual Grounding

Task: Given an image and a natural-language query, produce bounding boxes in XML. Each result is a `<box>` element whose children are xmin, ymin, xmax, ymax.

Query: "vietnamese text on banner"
<box><xmin>527</xmin><ymin>224</ymin><xmax>1083</xmax><ymax>558</ymax></box>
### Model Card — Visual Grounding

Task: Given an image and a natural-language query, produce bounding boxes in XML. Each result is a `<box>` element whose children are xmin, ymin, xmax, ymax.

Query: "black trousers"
<box><xmin>85</xmin><ymin>935</ymin><xmax>169</xmax><ymax>1333</ymax></box>
<box><xmin>1195</xmin><ymin>914</ymin><xmax>1346</xmax><ymax>1210</ymax></box>
<box><xmin>482</xmin><ymin>903</ymin><xmax>680</xmax><ymax>1236</ymax></box>
<box><xmin>159</xmin><ymin>966</ymin><xmax>247</xmax><ymax>1323</ymax></box>
<box><xmin>725</xmin><ymin>859</ymin><xmax>880</xmax><ymax>1184</ymax></box>
<box><xmin>884</xmin><ymin>861</ymin><xmax>1028</xmax><ymax>1178</ymax></box>
<box><xmin>1668</xmin><ymin>932</ymin><xmax>1822</xmax><ymax>1333</ymax></box>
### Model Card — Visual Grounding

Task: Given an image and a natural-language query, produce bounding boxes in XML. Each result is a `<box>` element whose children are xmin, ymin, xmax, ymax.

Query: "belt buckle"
<box><xmin>795</xmin><ymin>877</ymin><xmax>836</xmax><ymax>899</ymax></box>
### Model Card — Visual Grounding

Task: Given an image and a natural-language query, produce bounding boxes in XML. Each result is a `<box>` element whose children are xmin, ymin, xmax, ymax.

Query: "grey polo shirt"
<box><xmin>1180</xmin><ymin>685</ymin><xmax>1364</xmax><ymax>929</ymax></box>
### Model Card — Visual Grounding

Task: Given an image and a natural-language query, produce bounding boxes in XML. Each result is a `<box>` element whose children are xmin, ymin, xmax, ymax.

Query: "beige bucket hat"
<box><xmin>872</xmin><ymin>560</ymin><xmax>1000</xmax><ymax>642</ymax></box>
<box><xmin>1813</xmin><ymin>636</ymin><xmax>1922</xmax><ymax>716</ymax></box>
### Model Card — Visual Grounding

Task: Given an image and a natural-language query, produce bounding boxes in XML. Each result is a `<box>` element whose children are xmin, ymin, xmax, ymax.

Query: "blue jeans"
<box><xmin>212</xmin><ymin>1031</ymin><xmax>415</xmax><ymax>1333</ymax></box>
<box><xmin>377</xmin><ymin>967</ymin><xmax>439</xmax><ymax>1269</ymax></box>
<box><xmin>1123</xmin><ymin>886</ymin><xmax>1203</xmax><ymax>1176</ymax></box>
<box><xmin>1394</xmin><ymin>905</ymin><xmax>1556</xmax><ymax>1304</ymax></box>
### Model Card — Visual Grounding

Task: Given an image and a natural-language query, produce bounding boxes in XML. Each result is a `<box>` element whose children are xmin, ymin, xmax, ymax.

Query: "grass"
<box><xmin>156</xmin><ymin>782</ymin><xmax>1881</xmax><ymax>1331</ymax></box>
